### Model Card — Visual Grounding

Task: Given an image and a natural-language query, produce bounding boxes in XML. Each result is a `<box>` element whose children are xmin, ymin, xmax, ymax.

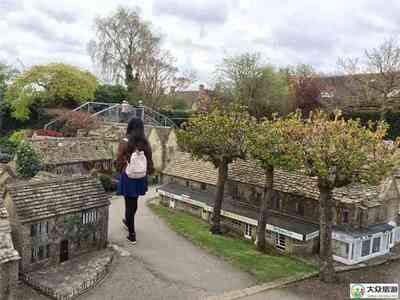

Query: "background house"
<box><xmin>4</xmin><ymin>176</ymin><xmax>110</xmax><ymax>273</ymax></box>
<box><xmin>159</xmin><ymin>152</ymin><xmax>400</xmax><ymax>265</ymax></box>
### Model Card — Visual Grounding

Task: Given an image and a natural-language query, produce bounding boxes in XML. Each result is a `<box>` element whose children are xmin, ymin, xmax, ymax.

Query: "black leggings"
<box><xmin>125</xmin><ymin>197</ymin><xmax>138</xmax><ymax>235</ymax></box>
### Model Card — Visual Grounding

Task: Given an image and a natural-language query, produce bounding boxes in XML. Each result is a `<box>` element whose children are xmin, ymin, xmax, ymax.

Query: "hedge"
<box><xmin>343</xmin><ymin>111</ymin><xmax>400</xmax><ymax>140</ymax></box>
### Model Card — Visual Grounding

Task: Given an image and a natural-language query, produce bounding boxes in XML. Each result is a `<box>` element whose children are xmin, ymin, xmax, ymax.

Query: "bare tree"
<box><xmin>140</xmin><ymin>49</ymin><xmax>178</xmax><ymax>106</ymax></box>
<box><xmin>88</xmin><ymin>6</ymin><xmax>160</xmax><ymax>103</ymax></box>
<box><xmin>338</xmin><ymin>38</ymin><xmax>400</xmax><ymax>119</ymax></box>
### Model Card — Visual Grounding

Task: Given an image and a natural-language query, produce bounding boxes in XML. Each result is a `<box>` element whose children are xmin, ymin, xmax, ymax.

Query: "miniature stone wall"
<box><xmin>0</xmin><ymin>260</ymin><xmax>19</xmax><ymax>300</ymax></box>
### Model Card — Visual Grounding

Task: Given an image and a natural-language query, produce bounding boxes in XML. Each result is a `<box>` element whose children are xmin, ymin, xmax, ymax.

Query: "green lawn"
<box><xmin>148</xmin><ymin>202</ymin><xmax>317</xmax><ymax>283</ymax></box>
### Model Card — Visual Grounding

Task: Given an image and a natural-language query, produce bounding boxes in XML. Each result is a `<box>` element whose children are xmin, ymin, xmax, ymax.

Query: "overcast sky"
<box><xmin>1</xmin><ymin>0</ymin><xmax>400</xmax><ymax>87</ymax></box>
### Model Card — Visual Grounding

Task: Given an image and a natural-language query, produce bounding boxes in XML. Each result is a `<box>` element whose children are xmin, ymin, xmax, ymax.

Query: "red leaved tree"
<box><xmin>288</xmin><ymin>65</ymin><xmax>327</xmax><ymax>117</ymax></box>
<box><xmin>57</xmin><ymin>111</ymin><xmax>100</xmax><ymax>137</ymax></box>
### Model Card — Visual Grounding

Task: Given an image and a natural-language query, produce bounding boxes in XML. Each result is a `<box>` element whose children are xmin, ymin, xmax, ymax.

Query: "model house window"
<box><xmin>372</xmin><ymin>237</ymin><xmax>381</xmax><ymax>253</ymax></box>
<box><xmin>244</xmin><ymin>224</ymin><xmax>252</xmax><ymax>239</ymax></box>
<box><xmin>201</xmin><ymin>183</ymin><xmax>207</xmax><ymax>191</ymax></box>
<box><xmin>275</xmin><ymin>233</ymin><xmax>286</xmax><ymax>251</ymax></box>
<box><xmin>342</xmin><ymin>210</ymin><xmax>349</xmax><ymax>224</ymax></box>
<box><xmin>31</xmin><ymin>221</ymin><xmax>49</xmax><ymax>237</ymax></box>
<box><xmin>272</xmin><ymin>198</ymin><xmax>281</xmax><ymax>210</ymax></box>
<box><xmin>361</xmin><ymin>239</ymin><xmax>371</xmax><ymax>257</ymax></box>
<box><xmin>296</xmin><ymin>202</ymin><xmax>304</xmax><ymax>216</ymax></box>
<box><xmin>31</xmin><ymin>244</ymin><xmax>50</xmax><ymax>263</ymax></box>
<box><xmin>169</xmin><ymin>199</ymin><xmax>175</xmax><ymax>209</ymax></box>
<box><xmin>332</xmin><ymin>239</ymin><xmax>349</xmax><ymax>259</ymax></box>
<box><xmin>82</xmin><ymin>209</ymin><xmax>97</xmax><ymax>225</ymax></box>
<box><xmin>232</xmin><ymin>219</ymin><xmax>241</xmax><ymax>228</ymax></box>
<box><xmin>185</xmin><ymin>181</ymin><xmax>190</xmax><ymax>187</ymax></box>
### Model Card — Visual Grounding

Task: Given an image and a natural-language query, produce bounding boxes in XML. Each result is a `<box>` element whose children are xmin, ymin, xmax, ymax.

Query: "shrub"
<box><xmin>15</xmin><ymin>143</ymin><xmax>42</xmax><ymax>178</ymax></box>
<box><xmin>343</xmin><ymin>111</ymin><xmax>400</xmax><ymax>140</ymax></box>
<box><xmin>57</xmin><ymin>111</ymin><xmax>100</xmax><ymax>137</ymax></box>
<box><xmin>9</xmin><ymin>130</ymin><xmax>25</xmax><ymax>144</ymax></box>
<box><xmin>99</xmin><ymin>174</ymin><xmax>115</xmax><ymax>192</ymax></box>
<box><xmin>0</xmin><ymin>137</ymin><xmax>18</xmax><ymax>155</ymax></box>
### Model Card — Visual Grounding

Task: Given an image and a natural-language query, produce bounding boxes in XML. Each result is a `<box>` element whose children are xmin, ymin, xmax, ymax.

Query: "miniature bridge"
<box><xmin>45</xmin><ymin>101</ymin><xmax>178</xmax><ymax>129</ymax></box>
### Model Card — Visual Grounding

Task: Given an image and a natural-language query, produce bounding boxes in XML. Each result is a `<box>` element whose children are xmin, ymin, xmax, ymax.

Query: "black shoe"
<box><xmin>122</xmin><ymin>219</ymin><xmax>128</xmax><ymax>231</ymax></box>
<box><xmin>126</xmin><ymin>234</ymin><xmax>137</xmax><ymax>245</ymax></box>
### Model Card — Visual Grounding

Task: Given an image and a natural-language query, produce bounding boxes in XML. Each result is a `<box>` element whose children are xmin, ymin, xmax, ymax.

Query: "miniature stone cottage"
<box><xmin>4</xmin><ymin>176</ymin><xmax>110</xmax><ymax>273</ymax></box>
<box><xmin>159</xmin><ymin>152</ymin><xmax>400</xmax><ymax>265</ymax></box>
<box><xmin>0</xmin><ymin>201</ymin><xmax>20</xmax><ymax>300</ymax></box>
<box><xmin>28</xmin><ymin>138</ymin><xmax>115</xmax><ymax>176</ymax></box>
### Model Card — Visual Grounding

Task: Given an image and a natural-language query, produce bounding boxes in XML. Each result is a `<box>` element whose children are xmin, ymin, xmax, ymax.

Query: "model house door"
<box><xmin>60</xmin><ymin>240</ymin><xmax>69</xmax><ymax>262</ymax></box>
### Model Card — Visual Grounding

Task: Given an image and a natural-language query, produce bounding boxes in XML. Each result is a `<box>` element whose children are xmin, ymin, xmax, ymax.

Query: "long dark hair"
<box><xmin>126</xmin><ymin>118</ymin><xmax>146</xmax><ymax>153</ymax></box>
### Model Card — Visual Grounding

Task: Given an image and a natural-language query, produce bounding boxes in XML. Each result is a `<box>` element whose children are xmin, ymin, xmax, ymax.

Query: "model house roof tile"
<box><xmin>163</xmin><ymin>152</ymin><xmax>384</xmax><ymax>204</ymax></box>
<box><xmin>163</xmin><ymin>152</ymin><xmax>218</xmax><ymax>186</ymax></box>
<box><xmin>7</xmin><ymin>176</ymin><xmax>110</xmax><ymax>223</ymax></box>
<box><xmin>0</xmin><ymin>204</ymin><xmax>20</xmax><ymax>264</ymax></box>
<box><xmin>29</xmin><ymin>138</ymin><xmax>114</xmax><ymax>166</ymax></box>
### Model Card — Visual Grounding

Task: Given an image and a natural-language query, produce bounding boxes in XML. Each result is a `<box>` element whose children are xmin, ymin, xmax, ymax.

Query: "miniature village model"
<box><xmin>0</xmin><ymin>123</ymin><xmax>180</xmax><ymax>299</ymax></box>
<box><xmin>158</xmin><ymin>152</ymin><xmax>400</xmax><ymax>265</ymax></box>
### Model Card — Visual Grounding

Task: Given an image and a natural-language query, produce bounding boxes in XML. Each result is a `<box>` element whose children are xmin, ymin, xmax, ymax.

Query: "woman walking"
<box><xmin>116</xmin><ymin>118</ymin><xmax>154</xmax><ymax>244</ymax></box>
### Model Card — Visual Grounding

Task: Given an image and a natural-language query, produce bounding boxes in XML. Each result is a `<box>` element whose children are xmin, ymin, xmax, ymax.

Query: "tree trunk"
<box><xmin>257</xmin><ymin>166</ymin><xmax>273</xmax><ymax>252</ymax></box>
<box><xmin>318</xmin><ymin>181</ymin><xmax>336</xmax><ymax>283</ymax></box>
<box><xmin>210</xmin><ymin>158</ymin><xmax>229</xmax><ymax>235</ymax></box>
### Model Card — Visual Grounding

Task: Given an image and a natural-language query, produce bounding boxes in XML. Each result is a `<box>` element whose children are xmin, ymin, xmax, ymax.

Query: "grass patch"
<box><xmin>148</xmin><ymin>202</ymin><xmax>317</xmax><ymax>283</ymax></box>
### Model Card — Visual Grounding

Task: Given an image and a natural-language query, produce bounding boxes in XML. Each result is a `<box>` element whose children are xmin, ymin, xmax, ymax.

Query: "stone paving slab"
<box><xmin>22</xmin><ymin>248</ymin><xmax>114</xmax><ymax>299</ymax></box>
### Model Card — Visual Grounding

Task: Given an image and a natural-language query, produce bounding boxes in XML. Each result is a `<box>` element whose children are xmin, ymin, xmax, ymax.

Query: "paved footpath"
<box><xmin>20</xmin><ymin>187</ymin><xmax>255</xmax><ymax>300</ymax></box>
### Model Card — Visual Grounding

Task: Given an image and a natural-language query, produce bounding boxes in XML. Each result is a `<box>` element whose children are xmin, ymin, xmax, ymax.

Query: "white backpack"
<box><xmin>125</xmin><ymin>150</ymin><xmax>147</xmax><ymax>179</ymax></box>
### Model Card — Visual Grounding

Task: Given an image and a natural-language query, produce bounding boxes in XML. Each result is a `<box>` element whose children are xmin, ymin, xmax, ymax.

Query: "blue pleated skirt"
<box><xmin>117</xmin><ymin>172</ymin><xmax>148</xmax><ymax>198</ymax></box>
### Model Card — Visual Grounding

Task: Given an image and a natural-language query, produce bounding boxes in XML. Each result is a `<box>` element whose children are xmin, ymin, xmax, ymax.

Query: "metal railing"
<box><xmin>44</xmin><ymin>101</ymin><xmax>177</xmax><ymax>129</ymax></box>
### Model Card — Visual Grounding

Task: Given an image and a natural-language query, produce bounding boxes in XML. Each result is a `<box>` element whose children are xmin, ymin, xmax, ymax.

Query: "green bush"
<box><xmin>343</xmin><ymin>111</ymin><xmax>400</xmax><ymax>140</ymax></box>
<box><xmin>9</xmin><ymin>130</ymin><xmax>25</xmax><ymax>145</ymax></box>
<box><xmin>0</xmin><ymin>136</ymin><xmax>18</xmax><ymax>155</ymax></box>
<box><xmin>99</xmin><ymin>174</ymin><xmax>114</xmax><ymax>192</ymax></box>
<box><xmin>15</xmin><ymin>143</ymin><xmax>41</xmax><ymax>178</ymax></box>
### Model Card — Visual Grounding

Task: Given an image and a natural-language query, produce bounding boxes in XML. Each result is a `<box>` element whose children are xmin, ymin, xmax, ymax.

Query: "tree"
<box><xmin>16</xmin><ymin>142</ymin><xmax>42</xmax><ymax>178</ymax></box>
<box><xmin>88</xmin><ymin>6</ymin><xmax>159</xmax><ymax>104</ymax></box>
<box><xmin>0</xmin><ymin>62</ymin><xmax>18</xmax><ymax>102</ymax></box>
<box><xmin>95</xmin><ymin>84</ymin><xmax>127</xmax><ymax>103</ymax></box>
<box><xmin>5</xmin><ymin>63</ymin><xmax>97</xmax><ymax>120</ymax></box>
<box><xmin>140</xmin><ymin>49</ymin><xmax>178</xmax><ymax>107</ymax></box>
<box><xmin>246</xmin><ymin>113</ymin><xmax>303</xmax><ymax>252</ymax></box>
<box><xmin>55</xmin><ymin>111</ymin><xmax>100</xmax><ymax>137</ymax></box>
<box><xmin>177</xmin><ymin>104</ymin><xmax>251</xmax><ymax>234</ymax></box>
<box><xmin>287</xmin><ymin>64</ymin><xmax>326</xmax><ymax>117</ymax></box>
<box><xmin>338</xmin><ymin>38</ymin><xmax>400</xmax><ymax>120</ymax></box>
<box><xmin>215</xmin><ymin>52</ymin><xmax>289</xmax><ymax>118</ymax></box>
<box><xmin>297</xmin><ymin>111</ymin><xmax>396</xmax><ymax>282</ymax></box>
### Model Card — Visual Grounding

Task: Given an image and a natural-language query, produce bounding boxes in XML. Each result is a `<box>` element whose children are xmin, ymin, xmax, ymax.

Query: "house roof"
<box><xmin>29</xmin><ymin>138</ymin><xmax>114</xmax><ymax>166</ymax></box>
<box><xmin>6</xmin><ymin>176</ymin><xmax>110</xmax><ymax>223</ymax></box>
<box><xmin>29</xmin><ymin>171</ymin><xmax>64</xmax><ymax>183</ymax></box>
<box><xmin>0</xmin><ymin>204</ymin><xmax>20</xmax><ymax>264</ymax></box>
<box><xmin>163</xmin><ymin>152</ymin><xmax>387</xmax><ymax>205</ymax></box>
<box><xmin>163</xmin><ymin>152</ymin><xmax>218</xmax><ymax>186</ymax></box>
